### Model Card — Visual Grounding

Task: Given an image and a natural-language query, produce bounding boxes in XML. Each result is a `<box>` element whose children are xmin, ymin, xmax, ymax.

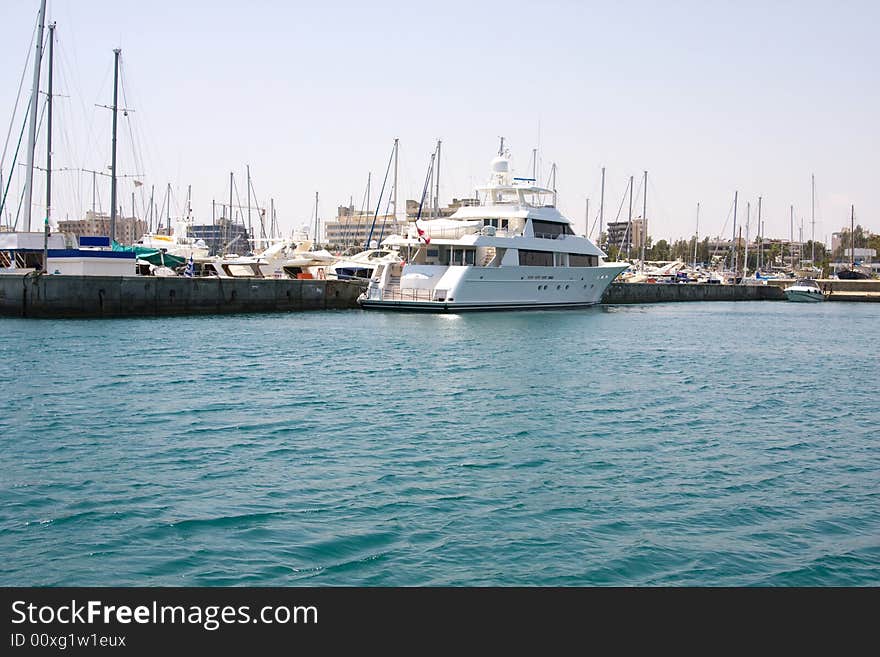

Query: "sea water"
<box><xmin>1</xmin><ymin>301</ymin><xmax>878</xmax><ymax>585</ymax></box>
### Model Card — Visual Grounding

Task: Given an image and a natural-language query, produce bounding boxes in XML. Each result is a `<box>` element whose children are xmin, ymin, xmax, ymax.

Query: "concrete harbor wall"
<box><xmin>602</xmin><ymin>282</ymin><xmax>785</xmax><ymax>304</ymax></box>
<box><xmin>0</xmin><ymin>273</ymin><xmax>366</xmax><ymax>318</ymax></box>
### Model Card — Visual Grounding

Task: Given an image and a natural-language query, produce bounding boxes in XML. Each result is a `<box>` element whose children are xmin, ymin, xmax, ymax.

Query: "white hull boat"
<box><xmin>359</xmin><ymin>148</ymin><xmax>627</xmax><ymax>312</ymax></box>
<box><xmin>784</xmin><ymin>279</ymin><xmax>825</xmax><ymax>302</ymax></box>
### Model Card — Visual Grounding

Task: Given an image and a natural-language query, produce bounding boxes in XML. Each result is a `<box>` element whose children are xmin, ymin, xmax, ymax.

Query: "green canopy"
<box><xmin>112</xmin><ymin>241</ymin><xmax>187</xmax><ymax>268</ymax></box>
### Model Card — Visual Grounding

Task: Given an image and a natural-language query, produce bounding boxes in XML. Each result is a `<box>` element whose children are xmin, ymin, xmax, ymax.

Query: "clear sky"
<box><xmin>2</xmin><ymin>0</ymin><xmax>878</xmax><ymax>244</ymax></box>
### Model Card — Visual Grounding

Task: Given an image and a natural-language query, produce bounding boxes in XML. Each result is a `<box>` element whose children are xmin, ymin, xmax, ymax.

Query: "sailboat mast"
<box><xmin>148</xmin><ymin>185</ymin><xmax>154</xmax><ymax>232</ymax></box>
<box><xmin>737</xmin><ymin>226</ymin><xmax>742</xmax><ymax>279</ymax></box>
<box><xmin>314</xmin><ymin>191</ymin><xmax>319</xmax><ymax>249</ymax></box>
<box><xmin>228</xmin><ymin>172</ymin><xmax>233</xmax><ymax>248</ymax></box>
<box><xmin>850</xmin><ymin>204</ymin><xmax>854</xmax><ymax>271</ymax></box>
<box><xmin>799</xmin><ymin>219</ymin><xmax>803</xmax><ymax>269</ymax></box>
<box><xmin>42</xmin><ymin>21</ymin><xmax>56</xmax><ymax>270</ymax></box>
<box><xmin>435</xmin><ymin>139</ymin><xmax>441</xmax><ymax>219</ymax></box>
<box><xmin>731</xmin><ymin>191</ymin><xmax>738</xmax><ymax>275</ymax></box>
<box><xmin>811</xmin><ymin>174</ymin><xmax>816</xmax><ymax>266</ymax></box>
<box><xmin>693</xmin><ymin>202</ymin><xmax>700</xmax><ymax>269</ymax></box>
<box><xmin>46</xmin><ymin>23</ymin><xmax>55</xmax><ymax>223</ymax></box>
<box><xmin>757</xmin><ymin>196</ymin><xmax>762</xmax><ymax>271</ymax></box>
<box><xmin>744</xmin><ymin>201</ymin><xmax>750</xmax><ymax>278</ymax></box>
<box><xmin>24</xmin><ymin>0</ymin><xmax>47</xmax><ymax>232</ymax></box>
<box><xmin>45</xmin><ymin>22</ymin><xmax>55</xmax><ymax>231</ymax></box>
<box><xmin>392</xmin><ymin>137</ymin><xmax>399</xmax><ymax>220</ymax></box>
<box><xmin>269</xmin><ymin>198</ymin><xmax>274</xmax><ymax>239</ymax></box>
<box><xmin>626</xmin><ymin>175</ymin><xmax>633</xmax><ymax>260</ymax></box>
<box><xmin>584</xmin><ymin>198</ymin><xmax>589</xmax><ymax>237</ymax></box>
<box><xmin>598</xmin><ymin>166</ymin><xmax>605</xmax><ymax>241</ymax></box>
<box><xmin>640</xmin><ymin>170</ymin><xmax>647</xmax><ymax>266</ymax></box>
<box><xmin>246</xmin><ymin>164</ymin><xmax>252</xmax><ymax>246</ymax></box>
<box><xmin>109</xmin><ymin>49</ymin><xmax>121</xmax><ymax>243</ymax></box>
<box><xmin>789</xmin><ymin>204</ymin><xmax>794</xmax><ymax>272</ymax></box>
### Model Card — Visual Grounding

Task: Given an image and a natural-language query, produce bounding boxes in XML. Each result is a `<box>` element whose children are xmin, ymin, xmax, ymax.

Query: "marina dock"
<box><xmin>0</xmin><ymin>273</ymin><xmax>366</xmax><ymax>318</ymax></box>
<box><xmin>602</xmin><ymin>282</ymin><xmax>785</xmax><ymax>303</ymax></box>
<box><xmin>2</xmin><ymin>275</ymin><xmax>878</xmax><ymax>318</ymax></box>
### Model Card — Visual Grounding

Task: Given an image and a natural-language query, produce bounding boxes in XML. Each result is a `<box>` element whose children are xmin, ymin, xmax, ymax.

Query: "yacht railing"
<box><xmin>426</xmin><ymin>226</ymin><xmax>481</xmax><ymax>239</ymax></box>
<box><xmin>374</xmin><ymin>286</ymin><xmax>435</xmax><ymax>301</ymax></box>
<box><xmin>426</xmin><ymin>226</ymin><xmax>519</xmax><ymax>240</ymax></box>
<box><xmin>533</xmin><ymin>232</ymin><xmax>570</xmax><ymax>240</ymax></box>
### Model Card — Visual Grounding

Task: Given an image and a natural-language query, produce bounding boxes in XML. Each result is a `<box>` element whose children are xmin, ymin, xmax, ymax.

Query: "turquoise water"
<box><xmin>1</xmin><ymin>301</ymin><xmax>878</xmax><ymax>586</ymax></box>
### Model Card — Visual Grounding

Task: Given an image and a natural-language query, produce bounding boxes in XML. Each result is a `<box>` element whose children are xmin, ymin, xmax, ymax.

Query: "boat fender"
<box><xmin>317</xmin><ymin>268</ymin><xmax>326</xmax><ymax>280</ymax></box>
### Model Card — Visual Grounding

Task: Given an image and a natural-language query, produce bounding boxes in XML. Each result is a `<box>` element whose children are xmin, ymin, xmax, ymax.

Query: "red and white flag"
<box><xmin>416</xmin><ymin>221</ymin><xmax>430</xmax><ymax>244</ymax></box>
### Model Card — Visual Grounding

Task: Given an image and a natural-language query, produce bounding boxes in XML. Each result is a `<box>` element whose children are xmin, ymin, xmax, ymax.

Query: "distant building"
<box><xmin>189</xmin><ymin>219</ymin><xmax>251</xmax><ymax>256</ymax></box>
<box><xmin>605</xmin><ymin>218</ymin><xmax>645</xmax><ymax>254</ymax></box>
<box><xmin>323</xmin><ymin>198</ymin><xmax>478</xmax><ymax>249</ymax></box>
<box><xmin>405</xmin><ymin>197</ymin><xmax>477</xmax><ymax>219</ymax></box>
<box><xmin>323</xmin><ymin>206</ymin><xmax>407</xmax><ymax>250</ymax></box>
<box><xmin>57</xmin><ymin>210</ymin><xmax>146</xmax><ymax>246</ymax></box>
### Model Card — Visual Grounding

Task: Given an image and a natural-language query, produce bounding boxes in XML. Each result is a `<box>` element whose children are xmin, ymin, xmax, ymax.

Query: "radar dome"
<box><xmin>490</xmin><ymin>156</ymin><xmax>510</xmax><ymax>173</ymax></box>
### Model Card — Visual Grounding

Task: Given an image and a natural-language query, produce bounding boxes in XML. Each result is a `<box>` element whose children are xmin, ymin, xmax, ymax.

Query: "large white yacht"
<box><xmin>358</xmin><ymin>151</ymin><xmax>628</xmax><ymax>311</ymax></box>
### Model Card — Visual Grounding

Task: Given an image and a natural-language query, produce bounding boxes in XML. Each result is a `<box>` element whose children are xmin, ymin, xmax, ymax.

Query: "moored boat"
<box><xmin>358</xmin><ymin>147</ymin><xmax>628</xmax><ymax>311</ymax></box>
<box><xmin>784</xmin><ymin>278</ymin><xmax>825</xmax><ymax>302</ymax></box>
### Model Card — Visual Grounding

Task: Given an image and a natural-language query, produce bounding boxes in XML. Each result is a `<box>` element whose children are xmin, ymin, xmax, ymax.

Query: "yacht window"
<box><xmin>426</xmin><ymin>249</ymin><xmax>439</xmax><ymax>257</ymax></box>
<box><xmin>569</xmin><ymin>254</ymin><xmax>598</xmax><ymax>267</ymax></box>
<box><xmin>532</xmin><ymin>220</ymin><xmax>574</xmax><ymax>239</ymax></box>
<box><xmin>449</xmin><ymin>248</ymin><xmax>477</xmax><ymax>265</ymax></box>
<box><xmin>227</xmin><ymin>264</ymin><xmax>257</xmax><ymax>277</ymax></box>
<box><xmin>501</xmin><ymin>219</ymin><xmax>509</xmax><ymax>229</ymax></box>
<box><xmin>519</xmin><ymin>250</ymin><xmax>554</xmax><ymax>266</ymax></box>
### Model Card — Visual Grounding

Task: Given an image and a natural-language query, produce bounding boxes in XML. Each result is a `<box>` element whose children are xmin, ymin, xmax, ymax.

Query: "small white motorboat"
<box><xmin>784</xmin><ymin>278</ymin><xmax>825</xmax><ymax>302</ymax></box>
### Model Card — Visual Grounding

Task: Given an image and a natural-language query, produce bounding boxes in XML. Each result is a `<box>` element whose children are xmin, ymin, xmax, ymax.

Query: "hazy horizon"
<box><xmin>2</xmin><ymin>0</ymin><xmax>878</xmax><ymax>246</ymax></box>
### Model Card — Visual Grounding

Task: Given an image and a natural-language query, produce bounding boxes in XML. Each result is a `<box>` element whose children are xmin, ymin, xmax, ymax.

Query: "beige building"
<box><xmin>325</xmin><ymin>198</ymin><xmax>478</xmax><ymax>249</ymax></box>
<box><xmin>324</xmin><ymin>207</ymin><xmax>408</xmax><ymax>249</ymax></box>
<box><xmin>605</xmin><ymin>218</ymin><xmax>645</xmax><ymax>254</ymax></box>
<box><xmin>57</xmin><ymin>210</ymin><xmax>146</xmax><ymax>246</ymax></box>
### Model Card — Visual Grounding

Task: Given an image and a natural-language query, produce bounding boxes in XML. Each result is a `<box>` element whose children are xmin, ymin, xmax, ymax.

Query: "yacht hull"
<box><xmin>358</xmin><ymin>299</ymin><xmax>602</xmax><ymax>312</ymax></box>
<box><xmin>360</xmin><ymin>263</ymin><xmax>627</xmax><ymax>312</ymax></box>
<box><xmin>784</xmin><ymin>289</ymin><xmax>824</xmax><ymax>302</ymax></box>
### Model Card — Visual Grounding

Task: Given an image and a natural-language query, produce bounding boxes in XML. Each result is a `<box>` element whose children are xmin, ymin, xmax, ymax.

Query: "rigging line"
<box><xmin>366</xmin><ymin>145</ymin><xmax>395</xmax><ymax>250</ymax></box>
<box><xmin>120</xmin><ymin>60</ymin><xmax>165</xmax><ymax>210</ymax></box>
<box><xmin>118</xmin><ymin>60</ymin><xmax>148</xmax><ymax>204</ymax></box>
<box><xmin>611</xmin><ymin>176</ymin><xmax>628</xmax><ymax>223</ymax></box>
<box><xmin>57</xmin><ymin>45</ymin><xmax>97</xmax><ymax>198</ymax></box>
<box><xmin>711</xmin><ymin>197</ymin><xmax>736</xmax><ymax>260</ymax></box>
<box><xmin>246</xmin><ymin>175</ymin><xmax>267</xmax><ymax>242</ymax></box>
<box><xmin>347</xmin><ymin>178</ymin><xmax>370</xmax><ymax>250</ymax></box>
<box><xmin>118</xmin><ymin>68</ymin><xmax>145</xmax><ymax>223</ymax></box>
<box><xmin>1</xmin><ymin>18</ymin><xmax>39</xmax><ymax>174</ymax></box>
<box><xmin>12</xmin><ymin>95</ymin><xmax>50</xmax><ymax>231</ymax></box>
<box><xmin>415</xmin><ymin>151</ymin><xmax>435</xmax><ymax>221</ymax></box>
<box><xmin>376</xmin><ymin>182</ymin><xmax>395</xmax><ymax>245</ymax></box>
<box><xmin>0</xmin><ymin>105</ymin><xmax>32</xmax><ymax>221</ymax></box>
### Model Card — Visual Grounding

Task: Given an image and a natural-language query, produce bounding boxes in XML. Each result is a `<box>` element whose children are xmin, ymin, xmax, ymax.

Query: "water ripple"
<box><xmin>1</xmin><ymin>302</ymin><xmax>879</xmax><ymax>585</ymax></box>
